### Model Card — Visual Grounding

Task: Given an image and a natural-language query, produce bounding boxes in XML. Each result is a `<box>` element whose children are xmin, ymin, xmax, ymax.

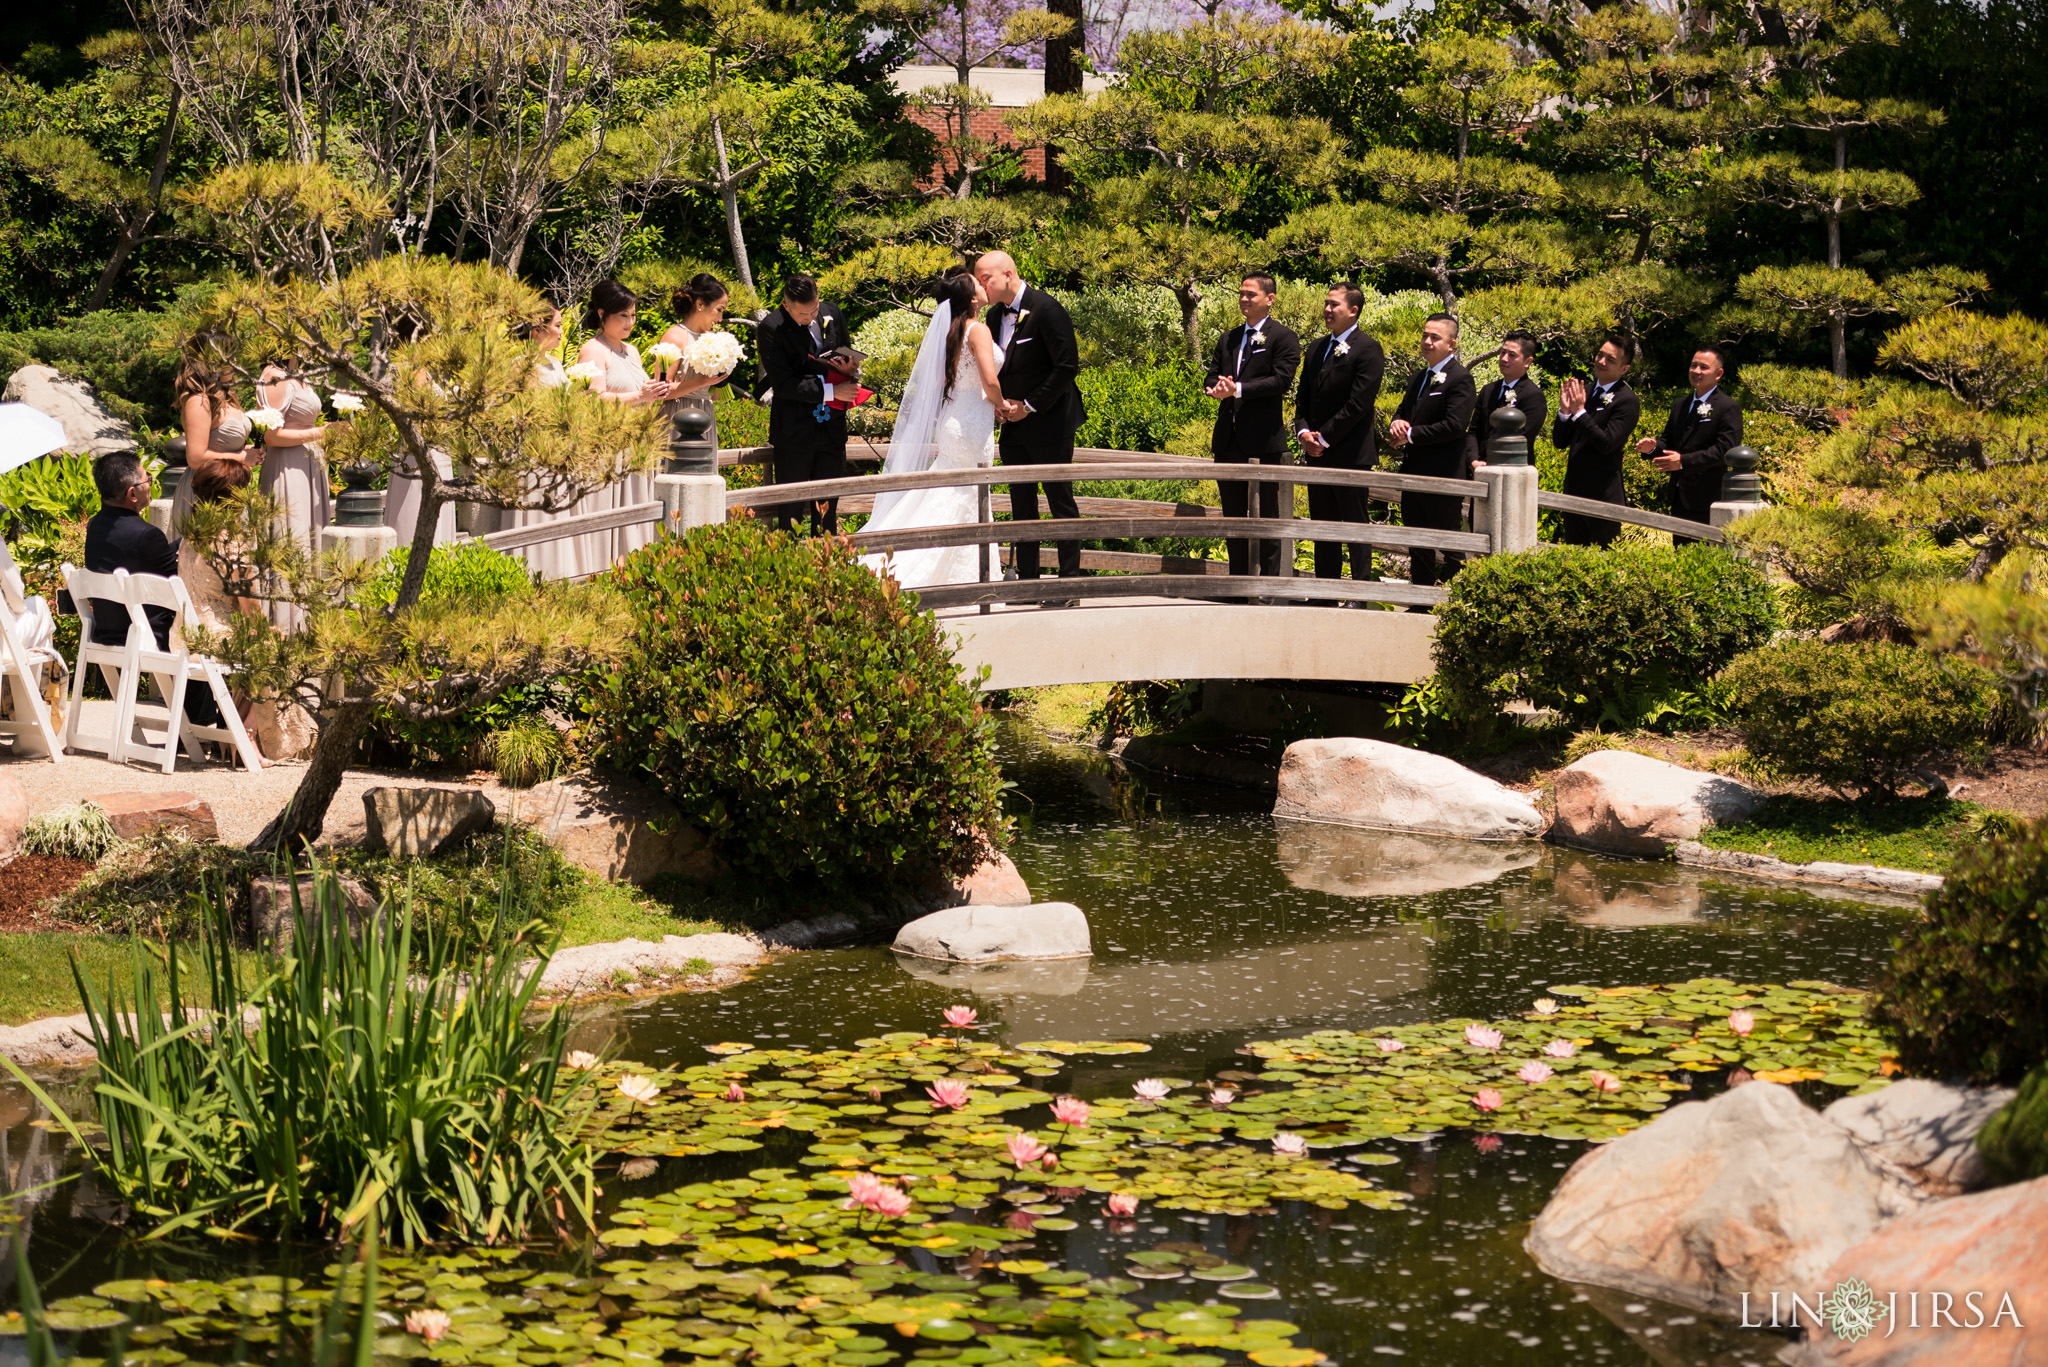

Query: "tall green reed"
<box><xmin>3</xmin><ymin>869</ymin><xmax>596</xmax><ymax>1247</ymax></box>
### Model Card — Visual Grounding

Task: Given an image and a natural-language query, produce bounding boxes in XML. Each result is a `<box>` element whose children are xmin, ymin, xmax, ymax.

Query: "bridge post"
<box><xmin>1710</xmin><ymin>443</ymin><xmax>1767</xmax><ymax>535</ymax></box>
<box><xmin>1477</xmin><ymin>464</ymin><xmax>1539</xmax><ymax>555</ymax></box>
<box><xmin>656</xmin><ymin>472</ymin><xmax>726</xmax><ymax>538</ymax></box>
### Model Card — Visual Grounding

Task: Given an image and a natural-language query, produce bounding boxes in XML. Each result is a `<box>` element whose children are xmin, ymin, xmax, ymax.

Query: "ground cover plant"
<box><xmin>1695</xmin><ymin>795</ymin><xmax>2006</xmax><ymax>875</ymax></box>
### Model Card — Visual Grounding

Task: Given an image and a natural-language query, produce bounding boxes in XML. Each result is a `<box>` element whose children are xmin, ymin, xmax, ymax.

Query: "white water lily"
<box><xmin>1132</xmin><ymin>1078</ymin><xmax>1171</xmax><ymax>1101</ymax></box>
<box><xmin>617</xmin><ymin>1074</ymin><xmax>661</xmax><ymax>1104</ymax></box>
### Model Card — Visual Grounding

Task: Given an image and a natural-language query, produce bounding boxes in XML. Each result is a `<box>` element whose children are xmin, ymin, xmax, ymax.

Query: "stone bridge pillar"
<box><xmin>1477</xmin><ymin>464</ymin><xmax>1539</xmax><ymax>554</ymax></box>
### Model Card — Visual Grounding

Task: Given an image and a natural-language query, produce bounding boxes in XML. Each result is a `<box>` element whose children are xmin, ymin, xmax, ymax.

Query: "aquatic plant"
<box><xmin>943</xmin><ymin>1005</ymin><xmax>978</xmax><ymax>1028</ymax></box>
<box><xmin>1</xmin><ymin>874</ymin><xmax>596</xmax><ymax>1246</ymax></box>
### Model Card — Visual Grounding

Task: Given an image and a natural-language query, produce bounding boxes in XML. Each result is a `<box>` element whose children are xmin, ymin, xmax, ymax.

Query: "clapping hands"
<box><xmin>1560</xmin><ymin>377</ymin><xmax>1587</xmax><ymax>414</ymax></box>
<box><xmin>1205</xmin><ymin>375</ymin><xmax>1240</xmax><ymax>400</ymax></box>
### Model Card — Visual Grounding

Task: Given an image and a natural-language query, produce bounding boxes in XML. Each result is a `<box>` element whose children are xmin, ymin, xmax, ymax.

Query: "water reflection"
<box><xmin>1276</xmin><ymin>819</ymin><xmax>1540</xmax><ymax>897</ymax></box>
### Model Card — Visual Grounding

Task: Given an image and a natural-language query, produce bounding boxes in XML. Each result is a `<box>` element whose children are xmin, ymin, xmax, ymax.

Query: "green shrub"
<box><xmin>484</xmin><ymin>717</ymin><xmax>567</xmax><ymax>788</ymax></box>
<box><xmin>21</xmin><ymin>803</ymin><xmax>116</xmax><ymax>862</ymax></box>
<box><xmin>1722</xmin><ymin>640</ymin><xmax>1994</xmax><ymax>798</ymax></box>
<box><xmin>1432</xmin><ymin>543</ymin><xmax>1779</xmax><ymax>729</ymax></box>
<box><xmin>0</xmin><ymin>309</ymin><xmax>184</xmax><ymax>432</ymax></box>
<box><xmin>589</xmin><ymin>519</ymin><xmax>1004</xmax><ymax>896</ymax></box>
<box><xmin>362</xmin><ymin>539</ymin><xmax>535</xmax><ymax>608</ymax></box>
<box><xmin>1076</xmin><ymin>363</ymin><xmax>1214</xmax><ymax>452</ymax></box>
<box><xmin>332</xmin><ymin>824</ymin><xmax>584</xmax><ymax>956</ymax></box>
<box><xmin>1870</xmin><ymin>816</ymin><xmax>2048</xmax><ymax>1085</ymax></box>
<box><xmin>1977</xmin><ymin>1062</ymin><xmax>2048</xmax><ymax>1185</ymax></box>
<box><xmin>58</xmin><ymin>834</ymin><xmax>263</xmax><ymax>938</ymax></box>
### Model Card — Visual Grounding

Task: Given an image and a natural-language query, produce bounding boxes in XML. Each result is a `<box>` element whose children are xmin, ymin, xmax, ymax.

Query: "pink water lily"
<box><xmin>1473</xmin><ymin>1134</ymin><xmax>1503</xmax><ymax>1155</ymax></box>
<box><xmin>1132</xmin><ymin>1078</ymin><xmax>1170</xmax><ymax>1101</ymax></box>
<box><xmin>724</xmin><ymin>1081</ymin><xmax>746</xmax><ymax>1102</ymax></box>
<box><xmin>1376</xmin><ymin>1039</ymin><xmax>1405</xmax><ymax>1053</ymax></box>
<box><xmin>405</xmin><ymin>1309</ymin><xmax>452</xmax><ymax>1342</ymax></box>
<box><xmin>1107</xmin><ymin>1192</ymin><xmax>1138</xmax><ymax>1217</ymax></box>
<box><xmin>1208</xmin><ymin>1089</ymin><xmax>1237</xmax><ymax>1106</ymax></box>
<box><xmin>1006</xmin><ymin>1132</ymin><xmax>1048</xmax><ymax>1167</ymax></box>
<box><xmin>944</xmin><ymin>1005</ymin><xmax>979</xmax><ymax>1029</ymax></box>
<box><xmin>1542</xmin><ymin>1040</ymin><xmax>1576</xmax><ymax>1059</ymax></box>
<box><xmin>1051</xmin><ymin>1096</ymin><xmax>1090</xmax><ymax>1128</ymax></box>
<box><xmin>1041</xmin><ymin>1152</ymin><xmax>1059</xmax><ymax>1171</ymax></box>
<box><xmin>844</xmin><ymin>1171</ymin><xmax>884</xmax><ymax>1208</ymax></box>
<box><xmin>1589</xmin><ymin>1071</ymin><xmax>1624</xmax><ymax>1093</ymax></box>
<box><xmin>1517</xmin><ymin>1060</ymin><xmax>1554</xmax><ymax>1084</ymax></box>
<box><xmin>1464</xmin><ymin>1024</ymin><xmax>1504</xmax><ymax>1051</ymax></box>
<box><xmin>1272</xmin><ymin>1132</ymin><xmax>1308</xmax><ymax>1156</ymax></box>
<box><xmin>1473</xmin><ymin>1088</ymin><xmax>1504</xmax><ymax>1112</ymax></box>
<box><xmin>1728</xmin><ymin>1010</ymin><xmax>1755</xmax><ymax>1037</ymax></box>
<box><xmin>926</xmin><ymin>1079</ymin><xmax>971</xmax><ymax>1110</ymax></box>
<box><xmin>867</xmin><ymin>1185</ymin><xmax>913</xmax><ymax>1218</ymax></box>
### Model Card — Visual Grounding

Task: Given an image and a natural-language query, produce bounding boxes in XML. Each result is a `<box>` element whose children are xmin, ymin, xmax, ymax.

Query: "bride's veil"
<box><xmin>870</xmin><ymin>298</ymin><xmax>952</xmax><ymax>527</ymax></box>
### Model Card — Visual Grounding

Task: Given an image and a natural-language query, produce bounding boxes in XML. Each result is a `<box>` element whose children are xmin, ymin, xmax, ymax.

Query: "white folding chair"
<box><xmin>0</xmin><ymin>540</ymin><xmax>67</xmax><ymax>760</ymax></box>
<box><xmin>61</xmin><ymin>564</ymin><xmax>147</xmax><ymax>764</ymax></box>
<box><xmin>121</xmin><ymin>572</ymin><xmax>263</xmax><ymax>774</ymax></box>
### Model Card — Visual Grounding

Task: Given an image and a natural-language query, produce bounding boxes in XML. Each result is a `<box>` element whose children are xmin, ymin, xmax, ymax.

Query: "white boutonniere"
<box><xmin>1251</xmin><ymin>330</ymin><xmax>1267</xmax><ymax>346</ymax></box>
<box><xmin>1334</xmin><ymin>340</ymin><xmax>1350</xmax><ymax>357</ymax></box>
<box><xmin>1592</xmin><ymin>391</ymin><xmax>1608</xmax><ymax>408</ymax></box>
<box><xmin>1430</xmin><ymin>371</ymin><xmax>1445</xmax><ymax>387</ymax></box>
<box><xmin>1694</xmin><ymin>399</ymin><xmax>1711</xmax><ymax>417</ymax></box>
<box><xmin>1015</xmin><ymin>308</ymin><xmax>1031</xmax><ymax>325</ymax></box>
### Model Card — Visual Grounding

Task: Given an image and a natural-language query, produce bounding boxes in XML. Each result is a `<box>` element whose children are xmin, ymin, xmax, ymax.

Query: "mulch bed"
<box><xmin>0</xmin><ymin>854</ymin><xmax>97</xmax><ymax>931</ymax></box>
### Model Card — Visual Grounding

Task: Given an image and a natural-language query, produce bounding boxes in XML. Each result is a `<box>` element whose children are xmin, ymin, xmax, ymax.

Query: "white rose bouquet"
<box><xmin>329</xmin><ymin>392</ymin><xmax>365</xmax><ymax>416</ymax></box>
<box><xmin>683</xmin><ymin>331</ymin><xmax>743</xmax><ymax>378</ymax></box>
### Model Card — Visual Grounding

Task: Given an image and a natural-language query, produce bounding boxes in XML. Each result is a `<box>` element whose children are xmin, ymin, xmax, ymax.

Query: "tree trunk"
<box><xmin>1432</xmin><ymin>258</ymin><xmax>1457</xmax><ymax>313</ymax></box>
<box><xmin>87</xmin><ymin>86</ymin><xmax>183</xmax><ymax>313</ymax></box>
<box><xmin>1176</xmin><ymin>284</ymin><xmax>1201</xmax><ymax>363</ymax></box>
<box><xmin>1042</xmin><ymin>0</ymin><xmax>1083</xmax><ymax>194</ymax></box>
<box><xmin>711</xmin><ymin>112</ymin><xmax>754</xmax><ymax>291</ymax></box>
<box><xmin>245</xmin><ymin>700</ymin><xmax>375</xmax><ymax>855</ymax></box>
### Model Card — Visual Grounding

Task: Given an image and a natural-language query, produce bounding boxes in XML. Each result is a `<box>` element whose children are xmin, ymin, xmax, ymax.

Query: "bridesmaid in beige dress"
<box><xmin>573</xmin><ymin>280</ymin><xmax>670</xmax><ymax>571</ymax></box>
<box><xmin>492</xmin><ymin>305</ymin><xmax>577</xmax><ymax>579</ymax></box>
<box><xmin>657</xmin><ymin>273</ymin><xmax>736</xmax><ymax>454</ymax></box>
<box><xmin>255</xmin><ymin>361</ymin><xmax>330</xmax><ymax>631</ymax></box>
<box><xmin>171</xmin><ymin>334</ymin><xmax>257</xmax><ymax>537</ymax></box>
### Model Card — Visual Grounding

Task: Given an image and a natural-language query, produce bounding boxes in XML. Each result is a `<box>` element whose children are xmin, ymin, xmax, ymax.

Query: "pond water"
<box><xmin>2</xmin><ymin>720</ymin><xmax>1915</xmax><ymax>1367</ymax></box>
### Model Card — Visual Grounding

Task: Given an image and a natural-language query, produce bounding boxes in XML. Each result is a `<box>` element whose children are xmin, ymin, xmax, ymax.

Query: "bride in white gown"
<box><xmin>860</xmin><ymin>270</ymin><xmax>1007</xmax><ymax>590</ymax></box>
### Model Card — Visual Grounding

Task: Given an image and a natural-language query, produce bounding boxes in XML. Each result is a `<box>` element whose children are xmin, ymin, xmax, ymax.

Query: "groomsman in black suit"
<box><xmin>1638</xmin><ymin>344</ymin><xmax>1743</xmax><ymax>533</ymax></box>
<box><xmin>755</xmin><ymin>272</ymin><xmax>855</xmax><ymax>534</ymax></box>
<box><xmin>1465</xmin><ymin>329</ymin><xmax>1547</xmax><ymax>476</ymax></box>
<box><xmin>1553</xmin><ymin>334</ymin><xmax>1643</xmax><ymax>547</ymax></box>
<box><xmin>1204</xmin><ymin>273</ymin><xmax>1301</xmax><ymax>578</ymax></box>
<box><xmin>1293</xmin><ymin>282</ymin><xmax>1386</xmax><ymax>586</ymax></box>
<box><xmin>974</xmin><ymin>250</ymin><xmax>1087</xmax><ymax>589</ymax></box>
<box><xmin>1388</xmin><ymin>313</ymin><xmax>1478</xmax><ymax>590</ymax></box>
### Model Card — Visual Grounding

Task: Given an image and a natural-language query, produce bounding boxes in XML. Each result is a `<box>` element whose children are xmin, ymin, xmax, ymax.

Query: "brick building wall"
<box><xmin>905</xmin><ymin>104</ymin><xmax>1048</xmax><ymax>186</ymax></box>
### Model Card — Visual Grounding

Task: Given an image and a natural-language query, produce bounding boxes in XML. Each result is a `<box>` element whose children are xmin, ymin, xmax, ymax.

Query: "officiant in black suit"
<box><xmin>755</xmin><ymin>272</ymin><xmax>855</xmax><ymax>534</ymax></box>
<box><xmin>974</xmin><ymin>250</ymin><xmax>1087</xmax><ymax>587</ymax></box>
<box><xmin>1388</xmin><ymin>313</ymin><xmax>1478</xmax><ymax>591</ymax></box>
<box><xmin>1637</xmin><ymin>344</ymin><xmax>1743</xmax><ymax>534</ymax></box>
<box><xmin>1293</xmin><ymin>282</ymin><xmax>1386</xmax><ymax>586</ymax></box>
<box><xmin>1205</xmin><ymin>273</ymin><xmax>1301</xmax><ymax>579</ymax></box>
<box><xmin>1554</xmin><ymin>334</ymin><xmax>1643</xmax><ymax>546</ymax></box>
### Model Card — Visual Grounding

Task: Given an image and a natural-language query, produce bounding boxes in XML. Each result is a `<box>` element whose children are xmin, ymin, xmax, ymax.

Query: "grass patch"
<box><xmin>1698</xmin><ymin>795</ymin><xmax>2018</xmax><ymax>874</ymax></box>
<box><xmin>0</xmin><ymin>933</ymin><xmax>272</xmax><ymax>1028</ymax></box>
<box><xmin>557</xmin><ymin>877</ymin><xmax>732</xmax><ymax>946</ymax></box>
<box><xmin>998</xmin><ymin>683</ymin><xmax>1113</xmax><ymax>739</ymax></box>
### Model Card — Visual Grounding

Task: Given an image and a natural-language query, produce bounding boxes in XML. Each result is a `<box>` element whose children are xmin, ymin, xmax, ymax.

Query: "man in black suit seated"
<box><xmin>1553</xmin><ymin>334</ymin><xmax>1643</xmax><ymax>547</ymax></box>
<box><xmin>1293</xmin><ymin>282</ymin><xmax>1386</xmax><ymax>588</ymax></box>
<box><xmin>82</xmin><ymin>452</ymin><xmax>223</xmax><ymax>727</ymax></box>
<box><xmin>1638</xmin><ymin>343</ymin><xmax>1743</xmax><ymax>535</ymax></box>
<box><xmin>1388</xmin><ymin>312</ymin><xmax>1478</xmax><ymax>591</ymax></box>
<box><xmin>974</xmin><ymin>250</ymin><xmax>1088</xmax><ymax>593</ymax></box>
<box><xmin>1204</xmin><ymin>272</ymin><xmax>1302</xmax><ymax>579</ymax></box>
<box><xmin>755</xmin><ymin>272</ymin><xmax>855</xmax><ymax>534</ymax></box>
<box><xmin>1466</xmin><ymin>328</ymin><xmax>1548</xmax><ymax>476</ymax></box>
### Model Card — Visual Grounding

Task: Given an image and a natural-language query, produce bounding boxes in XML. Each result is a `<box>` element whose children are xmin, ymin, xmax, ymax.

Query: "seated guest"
<box><xmin>84</xmin><ymin>452</ymin><xmax>224</xmax><ymax>729</ymax></box>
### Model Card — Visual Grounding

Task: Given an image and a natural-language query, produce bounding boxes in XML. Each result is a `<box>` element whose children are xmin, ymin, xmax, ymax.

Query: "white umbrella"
<box><xmin>0</xmin><ymin>403</ymin><xmax>71</xmax><ymax>475</ymax></box>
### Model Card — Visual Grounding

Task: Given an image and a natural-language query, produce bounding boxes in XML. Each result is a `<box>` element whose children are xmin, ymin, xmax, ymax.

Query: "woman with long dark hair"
<box><xmin>857</xmin><ymin>268</ymin><xmax>1006</xmax><ymax>589</ymax></box>
<box><xmin>170</xmin><ymin>331</ymin><xmax>254</xmax><ymax>538</ymax></box>
<box><xmin>655</xmin><ymin>272</ymin><xmax>735</xmax><ymax>451</ymax></box>
<box><xmin>559</xmin><ymin>281</ymin><xmax>666</xmax><ymax>567</ymax></box>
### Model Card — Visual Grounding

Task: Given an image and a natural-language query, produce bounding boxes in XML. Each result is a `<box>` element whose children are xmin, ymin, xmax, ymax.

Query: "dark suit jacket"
<box><xmin>1293</xmin><ymin>329</ymin><xmax>1386</xmax><ymax>467</ymax></box>
<box><xmin>988</xmin><ymin>284</ymin><xmax>1085</xmax><ymax>456</ymax></box>
<box><xmin>1391</xmin><ymin>358</ymin><xmax>1478</xmax><ymax>479</ymax></box>
<box><xmin>1465</xmin><ymin>374</ymin><xmax>1548</xmax><ymax>476</ymax></box>
<box><xmin>1655</xmin><ymin>388</ymin><xmax>1744</xmax><ymax>520</ymax></box>
<box><xmin>82</xmin><ymin>506</ymin><xmax>178</xmax><ymax>648</ymax></box>
<box><xmin>1554</xmin><ymin>380</ymin><xmax>1641</xmax><ymax>506</ymax></box>
<box><xmin>1205</xmin><ymin>318</ymin><xmax>1301</xmax><ymax>457</ymax></box>
<box><xmin>756</xmin><ymin>302</ymin><xmax>851</xmax><ymax>455</ymax></box>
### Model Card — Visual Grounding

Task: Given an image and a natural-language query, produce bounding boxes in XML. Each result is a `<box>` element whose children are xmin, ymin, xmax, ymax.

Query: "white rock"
<box><xmin>1824</xmin><ymin>1079</ymin><xmax>2017</xmax><ymax>1196</ymax></box>
<box><xmin>529</xmin><ymin>932</ymin><xmax>764</xmax><ymax>996</ymax></box>
<box><xmin>892</xmin><ymin>902</ymin><xmax>1092</xmax><ymax>963</ymax></box>
<box><xmin>361</xmin><ymin>785</ymin><xmax>494</xmax><ymax>858</ymax></box>
<box><xmin>1272</xmin><ymin>737</ymin><xmax>1542</xmax><ymax>842</ymax></box>
<box><xmin>3</xmin><ymin>364</ymin><xmax>136</xmax><ymax>456</ymax></box>
<box><xmin>1525</xmin><ymin>1080</ymin><xmax>1921</xmax><ymax>1318</ymax></box>
<box><xmin>1551</xmin><ymin>750</ymin><xmax>1766</xmax><ymax>857</ymax></box>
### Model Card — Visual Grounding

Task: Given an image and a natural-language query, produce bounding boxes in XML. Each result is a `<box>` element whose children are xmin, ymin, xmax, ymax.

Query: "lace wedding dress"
<box><xmin>861</xmin><ymin>307</ymin><xmax>1001</xmax><ymax>590</ymax></box>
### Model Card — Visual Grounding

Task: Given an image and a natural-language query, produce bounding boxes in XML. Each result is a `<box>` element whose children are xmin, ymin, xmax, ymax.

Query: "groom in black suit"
<box><xmin>974</xmin><ymin>250</ymin><xmax>1087</xmax><ymax>586</ymax></box>
<box><xmin>1205</xmin><ymin>272</ymin><xmax>1301</xmax><ymax>578</ymax></box>
<box><xmin>1637</xmin><ymin>343</ymin><xmax>1743</xmax><ymax>533</ymax></box>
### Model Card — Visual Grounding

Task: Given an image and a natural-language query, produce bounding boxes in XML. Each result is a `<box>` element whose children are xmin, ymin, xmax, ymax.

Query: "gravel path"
<box><xmin>3</xmin><ymin>698</ymin><xmax>535</xmax><ymax>847</ymax></box>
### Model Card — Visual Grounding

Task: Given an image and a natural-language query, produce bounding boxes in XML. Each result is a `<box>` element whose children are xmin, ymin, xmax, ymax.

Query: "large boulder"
<box><xmin>1823</xmin><ymin>1079</ymin><xmax>2017</xmax><ymax>1197</ymax></box>
<box><xmin>1272</xmin><ymin>737</ymin><xmax>1542</xmax><ymax>842</ymax></box>
<box><xmin>1551</xmin><ymin>749</ymin><xmax>1766</xmax><ymax>857</ymax></box>
<box><xmin>1786</xmin><ymin>1174</ymin><xmax>2048</xmax><ymax>1367</ymax></box>
<box><xmin>248</xmin><ymin>872</ymin><xmax>376</xmax><ymax>947</ymax></box>
<box><xmin>954</xmin><ymin>849</ymin><xmax>1031</xmax><ymax>906</ymax></box>
<box><xmin>361</xmin><ymin>785</ymin><xmax>494</xmax><ymax>858</ymax></box>
<box><xmin>1526</xmin><ymin>1081</ymin><xmax>1920</xmax><ymax>1318</ymax></box>
<box><xmin>89</xmin><ymin>790</ymin><xmax>219</xmax><ymax>842</ymax></box>
<box><xmin>4</xmin><ymin>364</ymin><xmax>135</xmax><ymax>456</ymax></box>
<box><xmin>1275</xmin><ymin>820</ymin><xmax>1538</xmax><ymax>897</ymax></box>
<box><xmin>0</xmin><ymin>771</ymin><xmax>27</xmax><ymax>861</ymax></box>
<box><xmin>893</xmin><ymin>902</ymin><xmax>1092</xmax><ymax>963</ymax></box>
<box><xmin>507</xmin><ymin>771</ymin><xmax>720</xmax><ymax>885</ymax></box>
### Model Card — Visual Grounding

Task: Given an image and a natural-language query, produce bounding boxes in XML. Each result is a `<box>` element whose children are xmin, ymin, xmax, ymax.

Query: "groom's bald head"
<box><xmin>974</xmin><ymin>251</ymin><xmax>1021</xmax><ymax>303</ymax></box>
